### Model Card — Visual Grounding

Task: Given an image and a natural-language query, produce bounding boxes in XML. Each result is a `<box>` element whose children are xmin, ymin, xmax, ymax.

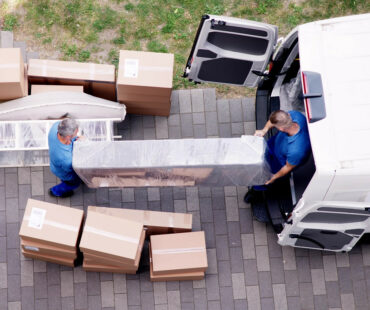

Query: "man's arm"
<box><xmin>255</xmin><ymin>120</ymin><xmax>273</xmax><ymax>137</ymax></box>
<box><xmin>265</xmin><ymin>162</ymin><xmax>296</xmax><ymax>185</ymax></box>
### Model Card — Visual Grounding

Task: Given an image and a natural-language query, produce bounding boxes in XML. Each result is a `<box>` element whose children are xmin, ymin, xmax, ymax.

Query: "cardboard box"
<box><xmin>31</xmin><ymin>85</ymin><xmax>84</xmax><ymax>94</ymax></box>
<box><xmin>19</xmin><ymin>199</ymin><xmax>84</xmax><ymax>252</ymax></box>
<box><xmin>150</xmin><ymin>231</ymin><xmax>208</xmax><ymax>275</ymax></box>
<box><xmin>82</xmin><ymin>229</ymin><xmax>145</xmax><ymax>268</ymax></box>
<box><xmin>83</xmin><ymin>257</ymin><xmax>138</xmax><ymax>270</ymax></box>
<box><xmin>22</xmin><ymin>249</ymin><xmax>75</xmax><ymax>267</ymax></box>
<box><xmin>79</xmin><ymin>211</ymin><xmax>144</xmax><ymax>265</ymax></box>
<box><xmin>28</xmin><ymin>59</ymin><xmax>116</xmax><ymax>101</ymax></box>
<box><xmin>21</xmin><ymin>238</ymin><xmax>77</xmax><ymax>259</ymax></box>
<box><xmin>88</xmin><ymin>206</ymin><xmax>192</xmax><ymax>235</ymax></box>
<box><xmin>82</xmin><ymin>261</ymin><xmax>137</xmax><ymax>274</ymax></box>
<box><xmin>149</xmin><ymin>243</ymin><xmax>204</xmax><ymax>281</ymax></box>
<box><xmin>0</xmin><ymin>48</ymin><xmax>27</xmax><ymax>101</ymax></box>
<box><xmin>117</xmin><ymin>50</ymin><xmax>174</xmax><ymax>116</ymax></box>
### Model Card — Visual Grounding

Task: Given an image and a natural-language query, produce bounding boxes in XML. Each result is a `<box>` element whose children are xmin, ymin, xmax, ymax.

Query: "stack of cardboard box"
<box><xmin>19</xmin><ymin>199</ymin><xmax>84</xmax><ymax>267</ymax></box>
<box><xmin>18</xmin><ymin>201</ymin><xmax>207</xmax><ymax>280</ymax></box>
<box><xmin>28</xmin><ymin>59</ymin><xmax>116</xmax><ymax>101</ymax></box>
<box><xmin>79</xmin><ymin>210</ymin><xmax>145</xmax><ymax>274</ymax></box>
<box><xmin>149</xmin><ymin>231</ymin><xmax>208</xmax><ymax>281</ymax></box>
<box><xmin>117</xmin><ymin>50</ymin><xmax>174</xmax><ymax>116</ymax></box>
<box><xmin>0</xmin><ymin>48</ymin><xmax>28</xmax><ymax>101</ymax></box>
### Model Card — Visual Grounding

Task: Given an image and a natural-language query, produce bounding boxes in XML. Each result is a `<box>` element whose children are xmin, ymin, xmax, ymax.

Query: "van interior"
<box><xmin>255</xmin><ymin>35</ymin><xmax>316</xmax><ymax>233</ymax></box>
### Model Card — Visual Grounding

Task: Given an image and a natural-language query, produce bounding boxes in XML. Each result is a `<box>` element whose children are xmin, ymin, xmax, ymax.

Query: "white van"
<box><xmin>184</xmin><ymin>13</ymin><xmax>370</xmax><ymax>252</ymax></box>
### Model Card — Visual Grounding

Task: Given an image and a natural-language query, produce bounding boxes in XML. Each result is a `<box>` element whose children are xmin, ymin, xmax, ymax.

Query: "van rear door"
<box><xmin>184</xmin><ymin>15</ymin><xmax>278</xmax><ymax>87</ymax></box>
<box><xmin>278</xmin><ymin>201</ymin><xmax>370</xmax><ymax>251</ymax></box>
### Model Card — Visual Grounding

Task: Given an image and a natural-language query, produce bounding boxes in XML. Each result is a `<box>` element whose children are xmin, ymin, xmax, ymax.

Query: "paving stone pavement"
<box><xmin>2</xmin><ymin>88</ymin><xmax>370</xmax><ymax>310</ymax></box>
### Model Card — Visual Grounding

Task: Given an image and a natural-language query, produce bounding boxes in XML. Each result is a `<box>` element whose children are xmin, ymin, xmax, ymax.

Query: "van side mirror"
<box><xmin>301</xmin><ymin>71</ymin><xmax>326</xmax><ymax>123</ymax></box>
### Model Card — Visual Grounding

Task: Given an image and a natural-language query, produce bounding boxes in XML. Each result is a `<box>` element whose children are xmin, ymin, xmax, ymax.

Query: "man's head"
<box><xmin>58</xmin><ymin>118</ymin><xmax>78</xmax><ymax>140</ymax></box>
<box><xmin>269</xmin><ymin>110</ymin><xmax>293</xmax><ymax>132</ymax></box>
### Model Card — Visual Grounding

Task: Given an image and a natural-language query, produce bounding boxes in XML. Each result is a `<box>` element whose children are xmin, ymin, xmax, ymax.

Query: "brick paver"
<box><xmin>2</xmin><ymin>88</ymin><xmax>370</xmax><ymax>309</ymax></box>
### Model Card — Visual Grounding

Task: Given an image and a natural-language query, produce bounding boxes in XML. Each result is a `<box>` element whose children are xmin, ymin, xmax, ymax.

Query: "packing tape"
<box><xmin>42</xmin><ymin>60</ymin><xmax>47</xmax><ymax>76</ymax></box>
<box><xmin>89</xmin><ymin>63</ymin><xmax>95</xmax><ymax>80</ymax></box>
<box><xmin>140</xmin><ymin>65</ymin><xmax>172</xmax><ymax>72</ymax></box>
<box><xmin>143</xmin><ymin>210</ymin><xmax>151</xmax><ymax>222</ymax></box>
<box><xmin>24</xmin><ymin>216</ymin><xmax>79</xmax><ymax>232</ymax></box>
<box><xmin>183</xmin><ymin>214</ymin><xmax>192</xmax><ymax>227</ymax></box>
<box><xmin>168</xmin><ymin>216</ymin><xmax>174</xmax><ymax>228</ymax></box>
<box><xmin>30</xmin><ymin>62</ymin><xmax>114</xmax><ymax>77</ymax></box>
<box><xmin>84</xmin><ymin>225</ymin><xmax>139</xmax><ymax>244</ymax></box>
<box><xmin>152</xmin><ymin>247</ymin><xmax>205</xmax><ymax>255</ymax></box>
<box><xmin>0</xmin><ymin>63</ymin><xmax>19</xmax><ymax>69</ymax></box>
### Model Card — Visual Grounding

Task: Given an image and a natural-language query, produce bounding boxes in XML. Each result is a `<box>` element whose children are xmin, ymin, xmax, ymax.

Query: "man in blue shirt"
<box><xmin>48</xmin><ymin>118</ymin><xmax>81</xmax><ymax>198</ymax></box>
<box><xmin>244</xmin><ymin>110</ymin><xmax>311</xmax><ymax>217</ymax></box>
<box><xmin>256</xmin><ymin>109</ymin><xmax>311</xmax><ymax>184</ymax></box>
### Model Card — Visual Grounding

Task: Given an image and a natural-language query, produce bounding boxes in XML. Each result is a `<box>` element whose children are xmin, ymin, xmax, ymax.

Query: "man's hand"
<box><xmin>254</xmin><ymin>120</ymin><xmax>272</xmax><ymax>137</ymax></box>
<box><xmin>254</xmin><ymin>130</ymin><xmax>266</xmax><ymax>137</ymax></box>
<box><xmin>75</xmin><ymin>135</ymin><xmax>86</xmax><ymax>141</ymax></box>
<box><xmin>265</xmin><ymin>162</ymin><xmax>296</xmax><ymax>185</ymax></box>
<box><xmin>265</xmin><ymin>174</ymin><xmax>278</xmax><ymax>185</ymax></box>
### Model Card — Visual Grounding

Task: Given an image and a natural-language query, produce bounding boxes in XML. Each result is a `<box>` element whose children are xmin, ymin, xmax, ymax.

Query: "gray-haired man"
<box><xmin>48</xmin><ymin>118</ymin><xmax>81</xmax><ymax>197</ymax></box>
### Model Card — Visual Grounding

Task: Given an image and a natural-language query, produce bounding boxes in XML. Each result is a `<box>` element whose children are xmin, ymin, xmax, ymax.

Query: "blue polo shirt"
<box><xmin>48</xmin><ymin>121</ymin><xmax>76</xmax><ymax>182</ymax></box>
<box><xmin>272</xmin><ymin>111</ymin><xmax>311</xmax><ymax>168</ymax></box>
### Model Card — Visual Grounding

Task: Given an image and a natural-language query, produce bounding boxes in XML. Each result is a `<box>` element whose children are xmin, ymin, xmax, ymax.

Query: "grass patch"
<box><xmin>78</xmin><ymin>50</ymin><xmax>91</xmax><ymax>62</ymax></box>
<box><xmin>10</xmin><ymin>0</ymin><xmax>370</xmax><ymax>94</ymax></box>
<box><xmin>3</xmin><ymin>13</ymin><xmax>18</xmax><ymax>31</ymax></box>
<box><xmin>124</xmin><ymin>3</ymin><xmax>135</xmax><ymax>11</ymax></box>
<box><xmin>108</xmin><ymin>48</ymin><xmax>119</xmax><ymax>67</ymax></box>
<box><xmin>147</xmin><ymin>40</ymin><xmax>168</xmax><ymax>53</ymax></box>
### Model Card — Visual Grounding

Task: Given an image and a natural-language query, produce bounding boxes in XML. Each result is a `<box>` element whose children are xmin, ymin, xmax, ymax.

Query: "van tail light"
<box><xmin>268</xmin><ymin>61</ymin><xmax>273</xmax><ymax>72</ymax></box>
<box><xmin>301</xmin><ymin>72</ymin><xmax>311</xmax><ymax>121</ymax></box>
<box><xmin>301</xmin><ymin>71</ymin><xmax>326</xmax><ymax>123</ymax></box>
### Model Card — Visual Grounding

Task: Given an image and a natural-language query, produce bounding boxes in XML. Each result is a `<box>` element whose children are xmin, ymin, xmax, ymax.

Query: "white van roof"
<box><xmin>298</xmin><ymin>14</ymin><xmax>370</xmax><ymax>170</ymax></box>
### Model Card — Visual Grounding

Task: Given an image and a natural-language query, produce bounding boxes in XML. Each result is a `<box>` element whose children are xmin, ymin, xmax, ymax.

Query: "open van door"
<box><xmin>278</xmin><ymin>201</ymin><xmax>370</xmax><ymax>252</ymax></box>
<box><xmin>184</xmin><ymin>15</ymin><xmax>278</xmax><ymax>87</ymax></box>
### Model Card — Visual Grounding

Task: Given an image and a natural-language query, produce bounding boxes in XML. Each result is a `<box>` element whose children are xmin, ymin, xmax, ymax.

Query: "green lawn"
<box><xmin>1</xmin><ymin>0</ymin><xmax>368</xmax><ymax>96</ymax></box>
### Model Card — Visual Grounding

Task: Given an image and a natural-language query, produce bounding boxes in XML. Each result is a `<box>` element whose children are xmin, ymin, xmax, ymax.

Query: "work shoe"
<box><xmin>244</xmin><ymin>188</ymin><xmax>255</xmax><ymax>204</ymax></box>
<box><xmin>252</xmin><ymin>203</ymin><xmax>270</xmax><ymax>223</ymax></box>
<box><xmin>48</xmin><ymin>188</ymin><xmax>74</xmax><ymax>198</ymax></box>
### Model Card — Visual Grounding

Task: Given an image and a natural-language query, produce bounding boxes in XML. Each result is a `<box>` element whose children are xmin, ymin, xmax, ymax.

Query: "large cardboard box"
<box><xmin>149</xmin><ymin>244</ymin><xmax>204</xmax><ymax>281</ymax></box>
<box><xmin>28</xmin><ymin>59</ymin><xmax>116</xmax><ymax>101</ymax></box>
<box><xmin>82</xmin><ymin>229</ymin><xmax>145</xmax><ymax>268</ymax></box>
<box><xmin>117</xmin><ymin>50</ymin><xmax>174</xmax><ymax>116</ymax></box>
<box><xmin>22</xmin><ymin>249</ymin><xmax>75</xmax><ymax>267</ymax></box>
<box><xmin>88</xmin><ymin>206</ymin><xmax>192</xmax><ymax>235</ymax></box>
<box><xmin>150</xmin><ymin>231</ymin><xmax>208</xmax><ymax>275</ymax></box>
<box><xmin>79</xmin><ymin>211</ymin><xmax>144</xmax><ymax>265</ymax></box>
<box><xmin>21</xmin><ymin>239</ymin><xmax>77</xmax><ymax>259</ymax></box>
<box><xmin>0</xmin><ymin>48</ymin><xmax>27</xmax><ymax>101</ymax></box>
<box><xmin>19</xmin><ymin>199</ymin><xmax>84</xmax><ymax>252</ymax></box>
<box><xmin>31</xmin><ymin>85</ymin><xmax>84</xmax><ymax>94</ymax></box>
<box><xmin>82</xmin><ymin>261</ymin><xmax>137</xmax><ymax>274</ymax></box>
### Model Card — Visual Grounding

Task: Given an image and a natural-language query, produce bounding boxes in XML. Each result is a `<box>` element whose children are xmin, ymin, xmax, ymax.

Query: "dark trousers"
<box><xmin>50</xmin><ymin>175</ymin><xmax>81</xmax><ymax>196</ymax></box>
